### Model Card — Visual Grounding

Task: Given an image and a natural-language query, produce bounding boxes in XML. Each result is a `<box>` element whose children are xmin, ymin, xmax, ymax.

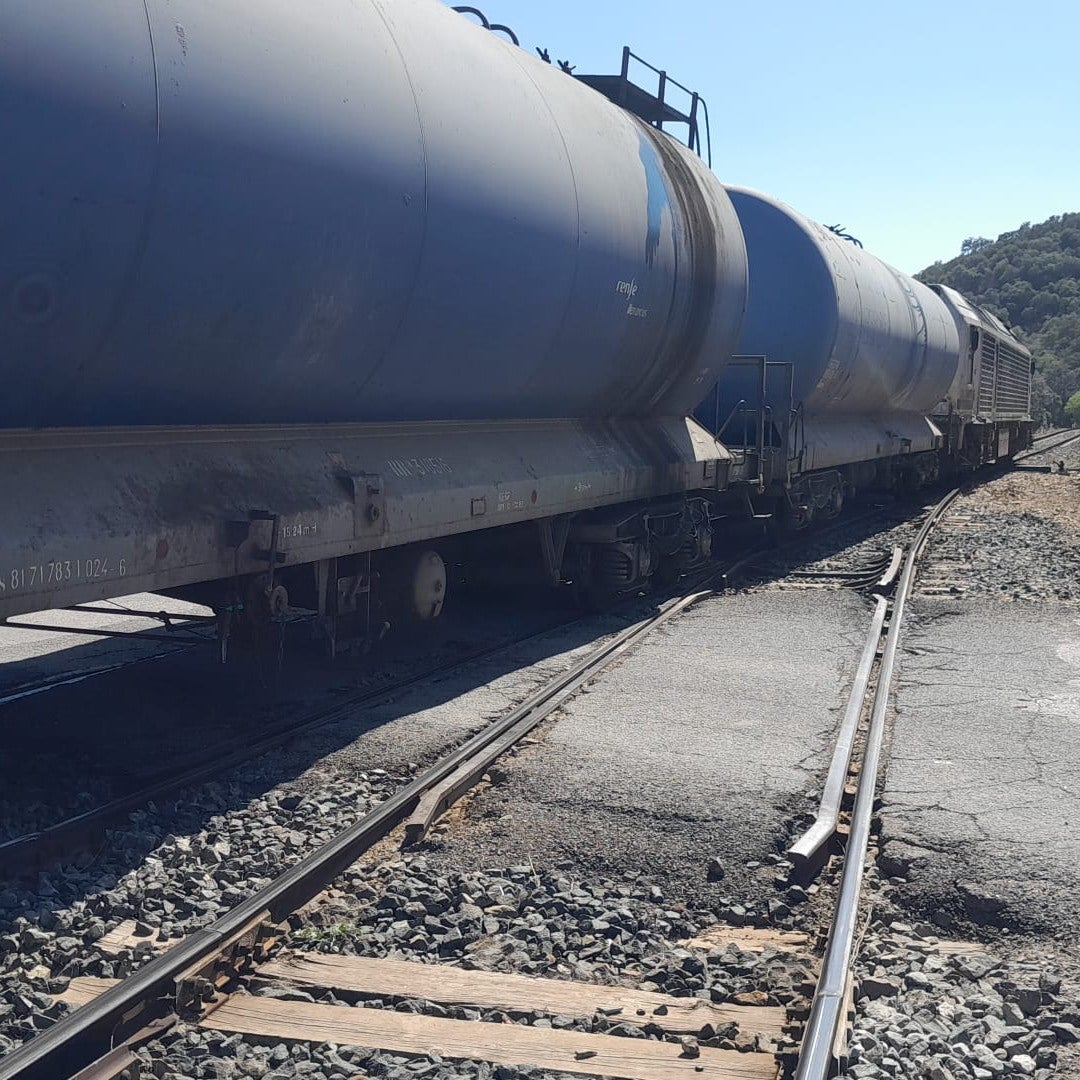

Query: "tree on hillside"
<box><xmin>960</xmin><ymin>237</ymin><xmax>992</xmax><ymax>256</ymax></box>
<box><xmin>1066</xmin><ymin>390</ymin><xmax>1080</xmax><ymax>424</ymax></box>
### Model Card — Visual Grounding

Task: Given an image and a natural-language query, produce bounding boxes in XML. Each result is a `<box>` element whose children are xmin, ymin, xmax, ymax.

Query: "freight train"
<box><xmin>0</xmin><ymin>0</ymin><xmax>1032</xmax><ymax>654</ymax></box>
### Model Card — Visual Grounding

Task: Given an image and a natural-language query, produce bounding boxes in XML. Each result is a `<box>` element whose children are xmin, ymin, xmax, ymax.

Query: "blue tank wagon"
<box><xmin>0</xmin><ymin>0</ymin><xmax>747</xmax><ymax>646</ymax></box>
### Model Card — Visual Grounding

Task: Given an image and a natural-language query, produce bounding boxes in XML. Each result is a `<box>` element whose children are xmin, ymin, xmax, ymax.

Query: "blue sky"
<box><xmin>442</xmin><ymin>1</ymin><xmax>1077</xmax><ymax>274</ymax></box>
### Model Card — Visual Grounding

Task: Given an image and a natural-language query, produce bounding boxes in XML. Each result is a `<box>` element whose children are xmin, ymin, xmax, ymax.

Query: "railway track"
<box><xmin>1027</xmin><ymin>427</ymin><xmax>1067</xmax><ymax>447</ymax></box>
<box><xmin>789</xmin><ymin>487</ymin><xmax>960</xmax><ymax>1078</ymax></box>
<box><xmin>0</xmin><ymin>497</ymin><xmax>919</xmax><ymax>877</ymax></box>
<box><xmin>1014</xmin><ymin>426</ymin><xmax>1080</xmax><ymax>462</ymax></box>
<box><xmin>0</xmin><ymin>565</ymin><xmax>743</xmax><ymax>1080</ymax></box>
<box><xmin>0</xmin><ymin>492</ymin><xmax>963</xmax><ymax>1080</ymax></box>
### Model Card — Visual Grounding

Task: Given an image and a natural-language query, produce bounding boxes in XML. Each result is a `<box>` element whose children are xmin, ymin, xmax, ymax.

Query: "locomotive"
<box><xmin>0</xmin><ymin>0</ymin><xmax>1031</xmax><ymax>653</ymax></box>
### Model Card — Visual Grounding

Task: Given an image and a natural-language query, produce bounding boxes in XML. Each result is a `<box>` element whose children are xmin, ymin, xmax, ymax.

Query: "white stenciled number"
<box><xmin>4</xmin><ymin>555</ymin><xmax>123</xmax><ymax>589</ymax></box>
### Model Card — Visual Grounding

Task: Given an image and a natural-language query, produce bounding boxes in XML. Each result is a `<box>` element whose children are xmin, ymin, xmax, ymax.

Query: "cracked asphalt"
<box><xmin>428</xmin><ymin>588</ymin><xmax>871</xmax><ymax>908</ymax></box>
<box><xmin>881</xmin><ymin>568</ymin><xmax>1080</xmax><ymax>935</ymax></box>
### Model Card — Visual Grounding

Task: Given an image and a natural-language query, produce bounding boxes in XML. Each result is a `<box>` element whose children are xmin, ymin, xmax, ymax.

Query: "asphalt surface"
<box><xmin>429</xmin><ymin>588</ymin><xmax>872</xmax><ymax>908</ymax></box>
<box><xmin>0</xmin><ymin>584</ymin><xmax>601</xmax><ymax>843</ymax></box>
<box><xmin>881</xmin><ymin>598</ymin><xmax>1080</xmax><ymax>936</ymax></box>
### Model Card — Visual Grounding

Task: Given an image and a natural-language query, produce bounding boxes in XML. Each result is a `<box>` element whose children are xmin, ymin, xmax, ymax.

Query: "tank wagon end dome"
<box><xmin>722</xmin><ymin>185</ymin><xmax>839</xmax><ymax>405</ymax></box>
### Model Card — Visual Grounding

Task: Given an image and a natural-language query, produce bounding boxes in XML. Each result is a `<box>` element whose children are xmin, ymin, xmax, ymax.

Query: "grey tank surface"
<box><xmin>0</xmin><ymin>0</ymin><xmax>747</xmax><ymax>429</ymax></box>
<box><xmin>703</xmin><ymin>187</ymin><xmax>960</xmax><ymax>423</ymax></box>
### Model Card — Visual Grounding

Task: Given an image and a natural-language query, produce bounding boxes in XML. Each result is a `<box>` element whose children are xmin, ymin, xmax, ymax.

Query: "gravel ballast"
<box><xmin>0</xmin><ymin>615</ymin><xmax>627</xmax><ymax>1059</ymax></box>
<box><xmin>6</xmin><ymin>465</ymin><xmax>1080</xmax><ymax>1079</ymax></box>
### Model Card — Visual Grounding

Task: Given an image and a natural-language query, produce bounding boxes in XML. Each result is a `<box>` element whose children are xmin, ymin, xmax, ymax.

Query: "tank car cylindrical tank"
<box><xmin>706</xmin><ymin>187</ymin><xmax>960</xmax><ymax>419</ymax></box>
<box><xmin>0</xmin><ymin>0</ymin><xmax>747</xmax><ymax>429</ymax></box>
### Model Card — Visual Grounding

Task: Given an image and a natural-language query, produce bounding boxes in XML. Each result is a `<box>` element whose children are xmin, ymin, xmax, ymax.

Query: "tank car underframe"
<box><xmin>0</xmin><ymin>417</ymin><xmax>729</xmax><ymax>649</ymax></box>
<box><xmin>713</xmin><ymin>392</ymin><xmax>951</xmax><ymax>526</ymax></box>
<box><xmin>722</xmin><ymin>412</ymin><xmax>1033</xmax><ymax>531</ymax></box>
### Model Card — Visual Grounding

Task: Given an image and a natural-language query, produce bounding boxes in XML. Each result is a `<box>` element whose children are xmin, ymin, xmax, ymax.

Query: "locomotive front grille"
<box><xmin>977</xmin><ymin>338</ymin><xmax>997</xmax><ymax>417</ymax></box>
<box><xmin>994</xmin><ymin>340</ymin><xmax>1031</xmax><ymax>417</ymax></box>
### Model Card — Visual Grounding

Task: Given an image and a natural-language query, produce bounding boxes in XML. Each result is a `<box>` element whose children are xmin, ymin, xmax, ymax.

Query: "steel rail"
<box><xmin>1014</xmin><ymin>428</ymin><xmax>1080</xmax><ymax>462</ymax></box>
<box><xmin>795</xmin><ymin>488</ymin><xmax>960</xmax><ymax>1079</ymax></box>
<box><xmin>875</xmin><ymin>546</ymin><xmax>904</xmax><ymax>591</ymax></box>
<box><xmin>787</xmin><ymin>546</ymin><xmax>904</xmax><ymax>873</ymax></box>
<box><xmin>0</xmin><ymin>620</ymin><xmax>212</xmax><ymax>645</ymax></box>
<box><xmin>1</xmin><ymin>502</ymin><xmax>930</xmax><ymax>1076</ymax></box>
<box><xmin>787</xmin><ymin>552</ymin><xmax>892</xmax><ymax>580</ymax></box>
<box><xmin>1029</xmin><ymin>426</ymin><xmax>1072</xmax><ymax>446</ymax></box>
<box><xmin>0</xmin><ymin>572</ymin><xmax>727</xmax><ymax>1080</ymax></box>
<box><xmin>0</xmin><ymin>651</ymin><xmax>186</xmax><ymax>709</ymax></box>
<box><xmin>3</xmin><ymin>507</ymin><xmax>875</xmax><ymax>875</ymax></box>
<box><xmin>726</xmin><ymin>505</ymin><xmax>910</xmax><ymax>587</ymax></box>
<box><xmin>787</xmin><ymin>594</ymin><xmax>888</xmax><ymax>874</ymax></box>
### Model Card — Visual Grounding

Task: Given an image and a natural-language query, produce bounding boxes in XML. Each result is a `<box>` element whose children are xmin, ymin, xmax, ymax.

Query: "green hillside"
<box><xmin>916</xmin><ymin>213</ymin><xmax>1080</xmax><ymax>424</ymax></box>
